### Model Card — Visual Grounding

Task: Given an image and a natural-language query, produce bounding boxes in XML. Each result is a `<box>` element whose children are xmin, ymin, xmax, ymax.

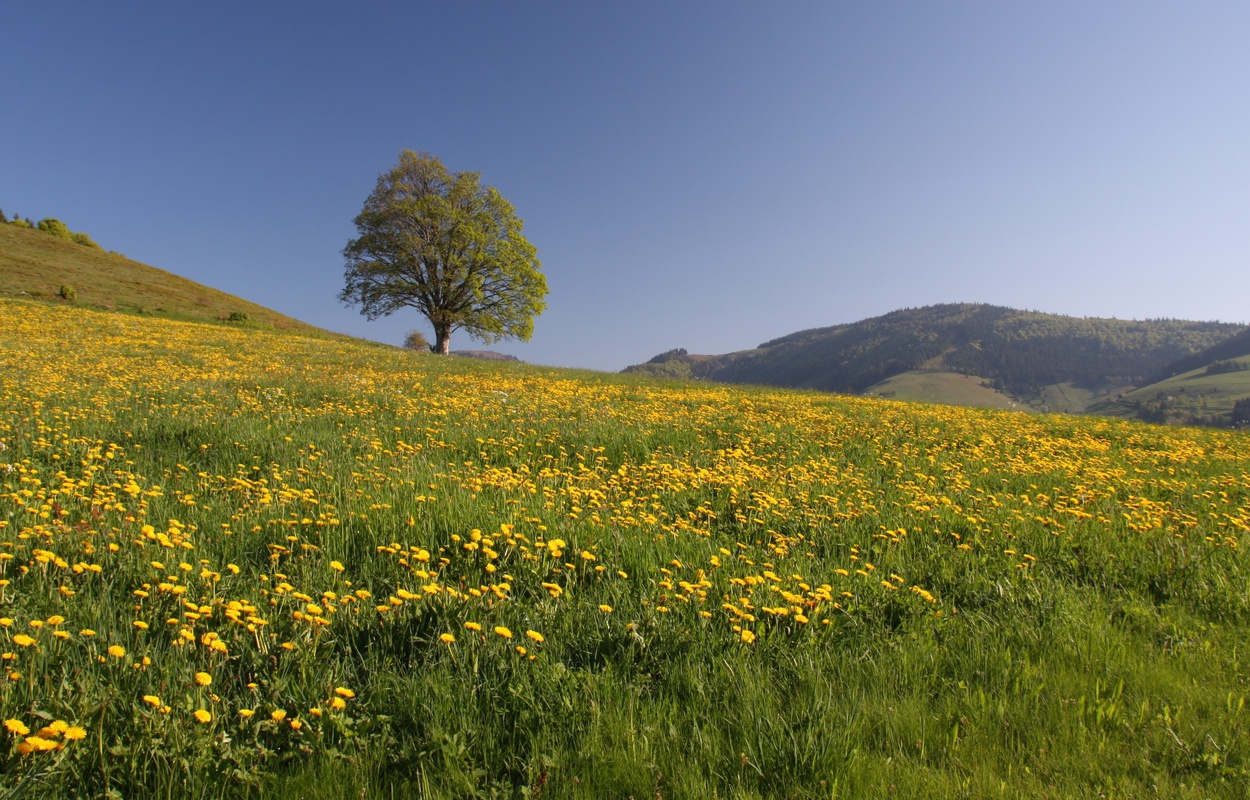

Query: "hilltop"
<box><xmin>625</xmin><ymin>303</ymin><xmax>1248</xmax><ymax>423</ymax></box>
<box><xmin>0</xmin><ymin>221</ymin><xmax>328</xmax><ymax>335</ymax></box>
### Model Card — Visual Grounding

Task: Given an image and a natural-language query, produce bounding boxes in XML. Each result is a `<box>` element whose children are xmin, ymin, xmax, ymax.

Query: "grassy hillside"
<box><xmin>1091</xmin><ymin>355</ymin><xmax>1250</xmax><ymax>426</ymax></box>
<box><xmin>0</xmin><ymin>222</ymin><xmax>327</xmax><ymax>335</ymax></box>
<box><xmin>862</xmin><ymin>370</ymin><xmax>1025</xmax><ymax>411</ymax></box>
<box><xmin>4</xmin><ymin>298</ymin><xmax>1250</xmax><ymax>798</ymax></box>
<box><xmin>625</xmin><ymin>304</ymin><xmax>1244</xmax><ymax>415</ymax></box>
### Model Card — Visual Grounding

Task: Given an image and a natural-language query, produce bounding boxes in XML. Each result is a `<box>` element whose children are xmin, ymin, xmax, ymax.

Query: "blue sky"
<box><xmin>4</xmin><ymin>2</ymin><xmax>1248</xmax><ymax>370</ymax></box>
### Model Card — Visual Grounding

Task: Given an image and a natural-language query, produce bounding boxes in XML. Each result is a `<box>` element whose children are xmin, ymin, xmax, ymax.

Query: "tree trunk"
<box><xmin>434</xmin><ymin>325</ymin><xmax>452</xmax><ymax>355</ymax></box>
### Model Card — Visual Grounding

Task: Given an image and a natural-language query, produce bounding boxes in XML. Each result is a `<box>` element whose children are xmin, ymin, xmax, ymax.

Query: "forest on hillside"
<box><xmin>628</xmin><ymin>304</ymin><xmax>1245</xmax><ymax>397</ymax></box>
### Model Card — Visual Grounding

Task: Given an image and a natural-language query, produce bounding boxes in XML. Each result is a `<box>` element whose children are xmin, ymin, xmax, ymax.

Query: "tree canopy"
<box><xmin>340</xmin><ymin>150</ymin><xmax>547</xmax><ymax>355</ymax></box>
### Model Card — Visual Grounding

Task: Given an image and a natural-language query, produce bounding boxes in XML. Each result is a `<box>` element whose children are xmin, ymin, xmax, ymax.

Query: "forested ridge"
<box><xmin>626</xmin><ymin>303</ymin><xmax>1245</xmax><ymax>398</ymax></box>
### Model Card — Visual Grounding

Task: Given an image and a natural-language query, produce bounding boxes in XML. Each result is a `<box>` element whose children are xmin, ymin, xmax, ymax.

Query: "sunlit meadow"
<box><xmin>2</xmin><ymin>299</ymin><xmax>1248</xmax><ymax>798</ymax></box>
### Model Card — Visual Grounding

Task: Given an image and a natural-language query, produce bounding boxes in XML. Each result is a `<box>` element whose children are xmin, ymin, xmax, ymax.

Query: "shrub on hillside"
<box><xmin>71</xmin><ymin>231</ymin><xmax>101</xmax><ymax>248</ymax></box>
<box><xmin>10</xmin><ymin>217</ymin><xmax>32</xmax><ymax>229</ymax></box>
<box><xmin>403</xmin><ymin>330</ymin><xmax>431</xmax><ymax>352</ymax></box>
<box><xmin>58</xmin><ymin>285</ymin><xmax>77</xmax><ymax>301</ymax></box>
<box><xmin>227</xmin><ymin>311</ymin><xmax>251</xmax><ymax>323</ymax></box>
<box><xmin>1207</xmin><ymin>359</ymin><xmax>1249</xmax><ymax>375</ymax></box>
<box><xmin>37</xmin><ymin>218</ymin><xmax>74</xmax><ymax>239</ymax></box>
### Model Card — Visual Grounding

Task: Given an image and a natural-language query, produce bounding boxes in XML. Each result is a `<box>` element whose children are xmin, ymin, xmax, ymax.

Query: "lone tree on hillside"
<box><xmin>340</xmin><ymin>150</ymin><xmax>547</xmax><ymax>355</ymax></box>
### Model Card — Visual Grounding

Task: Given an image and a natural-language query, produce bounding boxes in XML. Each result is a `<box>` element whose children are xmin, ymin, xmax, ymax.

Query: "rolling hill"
<box><xmin>625</xmin><ymin>303</ymin><xmax>1248</xmax><ymax>424</ymax></box>
<box><xmin>0</xmin><ymin>220</ymin><xmax>329</xmax><ymax>335</ymax></box>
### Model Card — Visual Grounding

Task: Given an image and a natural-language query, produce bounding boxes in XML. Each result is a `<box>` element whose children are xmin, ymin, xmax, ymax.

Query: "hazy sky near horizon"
<box><xmin>4</xmin><ymin>2</ymin><xmax>1248</xmax><ymax>370</ymax></box>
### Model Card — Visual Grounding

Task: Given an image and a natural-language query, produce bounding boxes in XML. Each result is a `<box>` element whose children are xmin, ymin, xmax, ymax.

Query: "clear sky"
<box><xmin>4</xmin><ymin>2</ymin><xmax>1248</xmax><ymax>370</ymax></box>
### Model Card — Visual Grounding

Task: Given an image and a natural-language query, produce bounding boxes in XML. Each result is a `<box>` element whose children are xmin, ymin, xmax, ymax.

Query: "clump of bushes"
<box><xmin>1</xmin><ymin>207</ymin><xmax>102</xmax><ymax>248</ymax></box>
<box><xmin>227</xmin><ymin>311</ymin><xmax>251</xmax><ymax>324</ymax></box>
<box><xmin>58</xmin><ymin>285</ymin><xmax>77</xmax><ymax>301</ymax></box>
<box><xmin>403</xmin><ymin>330</ymin><xmax>431</xmax><ymax>352</ymax></box>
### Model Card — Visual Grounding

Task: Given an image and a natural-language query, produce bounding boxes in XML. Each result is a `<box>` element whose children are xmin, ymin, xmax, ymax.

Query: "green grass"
<box><xmin>0</xmin><ymin>222</ymin><xmax>328</xmax><ymax>335</ymax></box>
<box><xmin>2</xmin><ymin>300</ymin><xmax>1250</xmax><ymax>798</ymax></box>
<box><xmin>1091</xmin><ymin>356</ymin><xmax>1250</xmax><ymax>425</ymax></box>
<box><xmin>863</xmin><ymin>370</ymin><xmax>1027</xmax><ymax>411</ymax></box>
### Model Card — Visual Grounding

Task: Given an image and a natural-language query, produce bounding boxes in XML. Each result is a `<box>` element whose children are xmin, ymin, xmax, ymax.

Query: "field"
<box><xmin>862</xmin><ymin>371</ymin><xmax>1024</xmax><ymax>411</ymax></box>
<box><xmin>1093</xmin><ymin>357</ymin><xmax>1250</xmax><ymax>424</ymax></box>
<box><xmin>2</xmin><ymin>298</ymin><xmax>1249</xmax><ymax>798</ymax></box>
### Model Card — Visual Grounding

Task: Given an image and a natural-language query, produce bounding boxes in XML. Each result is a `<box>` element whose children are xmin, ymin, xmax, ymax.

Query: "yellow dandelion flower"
<box><xmin>4</xmin><ymin>718</ymin><xmax>30</xmax><ymax>735</ymax></box>
<box><xmin>133</xmin><ymin>621</ymin><xmax>149</xmax><ymax>630</ymax></box>
<box><xmin>21</xmin><ymin>735</ymin><xmax>60</xmax><ymax>753</ymax></box>
<box><xmin>493</xmin><ymin>626</ymin><xmax>512</xmax><ymax>639</ymax></box>
<box><xmin>45</xmin><ymin>616</ymin><xmax>65</xmax><ymax>626</ymax></box>
<box><xmin>238</xmin><ymin>709</ymin><xmax>255</xmax><ymax>718</ymax></box>
<box><xmin>740</xmin><ymin>629</ymin><xmax>757</xmax><ymax>644</ymax></box>
<box><xmin>525</xmin><ymin>630</ymin><xmax>544</xmax><ymax>643</ymax></box>
<box><xmin>12</xmin><ymin>634</ymin><xmax>35</xmax><ymax>647</ymax></box>
<box><xmin>439</xmin><ymin>633</ymin><xmax>455</xmax><ymax>643</ymax></box>
<box><xmin>516</xmin><ymin>646</ymin><xmax>527</xmax><ymax>656</ymax></box>
<box><xmin>63</xmin><ymin>726</ymin><xmax>86</xmax><ymax>740</ymax></box>
<box><xmin>194</xmin><ymin>672</ymin><xmax>212</xmax><ymax>687</ymax></box>
<box><xmin>80</xmin><ymin>629</ymin><xmax>96</xmax><ymax>637</ymax></box>
<box><xmin>194</xmin><ymin>709</ymin><xmax>211</xmax><ymax>723</ymax></box>
<box><xmin>598</xmin><ymin>604</ymin><xmax>613</xmax><ymax>613</ymax></box>
<box><xmin>143</xmin><ymin>695</ymin><xmax>162</xmax><ymax>707</ymax></box>
<box><xmin>464</xmin><ymin>621</ymin><xmax>482</xmax><ymax>632</ymax></box>
<box><xmin>329</xmin><ymin>560</ymin><xmax>345</xmax><ymax>572</ymax></box>
<box><xmin>333</xmin><ymin>687</ymin><xmax>355</xmax><ymax>699</ymax></box>
<box><xmin>107</xmin><ymin>645</ymin><xmax>126</xmax><ymax>658</ymax></box>
<box><xmin>329</xmin><ymin>697</ymin><xmax>346</xmax><ymax>710</ymax></box>
<box><xmin>290</xmin><ymin>719</ymin><xmax>302</xmax><ymax>731</ymax></box>
<box><xmin>270</xmin><ymin>709</ymin><xmax>287</xmax><ymax>722</ymax></box>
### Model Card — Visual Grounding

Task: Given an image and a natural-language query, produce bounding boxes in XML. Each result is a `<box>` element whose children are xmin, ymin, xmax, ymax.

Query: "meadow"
<box><xmin>2</xmin><ymin>298</ymin><xmax>1248</xmax><ymax>798</ymax></box>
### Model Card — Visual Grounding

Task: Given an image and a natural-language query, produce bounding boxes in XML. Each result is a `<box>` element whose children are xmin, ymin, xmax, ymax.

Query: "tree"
<box><xmin>402</xmin><ymin>330</ymin><xmax>430</xmax><ymax>352</ymax></box>
<box><xmin>340</xmin><ymin>150</ymin><xmax>548</xmax><ymax>355</ymax></box>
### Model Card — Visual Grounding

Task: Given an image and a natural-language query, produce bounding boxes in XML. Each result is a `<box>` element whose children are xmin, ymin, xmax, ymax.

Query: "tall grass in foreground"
<box><xmin>1</xmin><ymin>298</ymin><xmax>1248</xmax><ymax>798</ymax></box>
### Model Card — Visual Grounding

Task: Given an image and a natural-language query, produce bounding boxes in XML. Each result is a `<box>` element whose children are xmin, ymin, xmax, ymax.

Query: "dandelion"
<box><xmin>334</xmin><ymin>687</ymin><xmax>355</xmax><ymax>699</ymax></box>
<box><xmin>5</xmin><ymin>718</ymin><xmax>29</xmax><ymax>735</ymax></box>
<box><xmin>439</xmin><ymin>633</ymin><xmax>455</xmax><ymax>643</ymax></box>
<box><xmin>194</xmin><ymin>671</ymin><xmax>212</xmax><ymax>687</ymax></box>
<box><xmin>271</xmin><ymin>709</ymin><xmax>287</xmax><ymax>722</ymax></box>
<box><xmin>12</xmin><ymin>634</ymin><xmax>35</xmax><ymax>647</ymax></box>
<box><xmin>740</xmin><ymin>629</ymin><xmax>757</xmax><ymax>644</ymax></box>
<box><xmin>525</xmin><ymin>630</ymin><xmax>544</xmax><ymax>643</ymax></box>
<box><xmin>493</xmin><ymin>626</ymin><xmax>512</xmax><ymax>639</ymax></box>
<box><xmin>329</xmin><ymin>697</ymin><xmax>346</xmax><ymax>710</ymax></box>
<box><xmin>238</xmin><ymin>709</ymin><xmax>255</xmax><ymax>718</ymax></box>
<box><xmin>63</xmin><ymin>726</ymin><xmax>86</xmax><ymax>740</ymax></box>
<box><xmin>464</xmin><ymin>621</ymin><xmax>482</xmax><ymax>632</ymax></box>
<box><xmin>329</xmin><ymin>560</ymin><xmax>345</xmax><ymax>572</ymax></box>
<box><xmin>194</xmin><ymin>709</ymin><xmax>211</xmax><ymax>723</ymax></box>
<box><xmin>599</xmin><ymin>604</ymin><xmax>613</xmax><ymax>613</ymax></box>
<box><xmin>290</xmin><ymin>719</ymin><xmax>302</xmax><ymax>731</ymax></box>
<box><xmin>143</xmin><ymin>695</ymin><xmax>162</xmax><ymax>707</ymax></box>
<box><xmin>107</xmin><ymin>645</ymin><xmax>125</xmax><ymax>658</ymax></box>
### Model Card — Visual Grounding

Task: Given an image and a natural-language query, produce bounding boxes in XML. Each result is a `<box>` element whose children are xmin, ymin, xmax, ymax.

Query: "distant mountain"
<box><xmin>624</xmin><ymin>303</ymin><xmax>1248</xmax><ymax>422</ymax></box>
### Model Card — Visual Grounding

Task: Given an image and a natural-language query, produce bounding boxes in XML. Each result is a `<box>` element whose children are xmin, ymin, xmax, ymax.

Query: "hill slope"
<box><xmin>0</xmin><ymin>221</ymin><xmax>327</xmax><ymax>334</ymax></box>
<box><xmin>625</xmin><ymin>303</ymin><xmax>1245</xmax><ymax>417</ymax></box>
<box><xmin>4</xmin><ymin>298</ymin><xmax>1250</xmax><ymax>797</ymax></box>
